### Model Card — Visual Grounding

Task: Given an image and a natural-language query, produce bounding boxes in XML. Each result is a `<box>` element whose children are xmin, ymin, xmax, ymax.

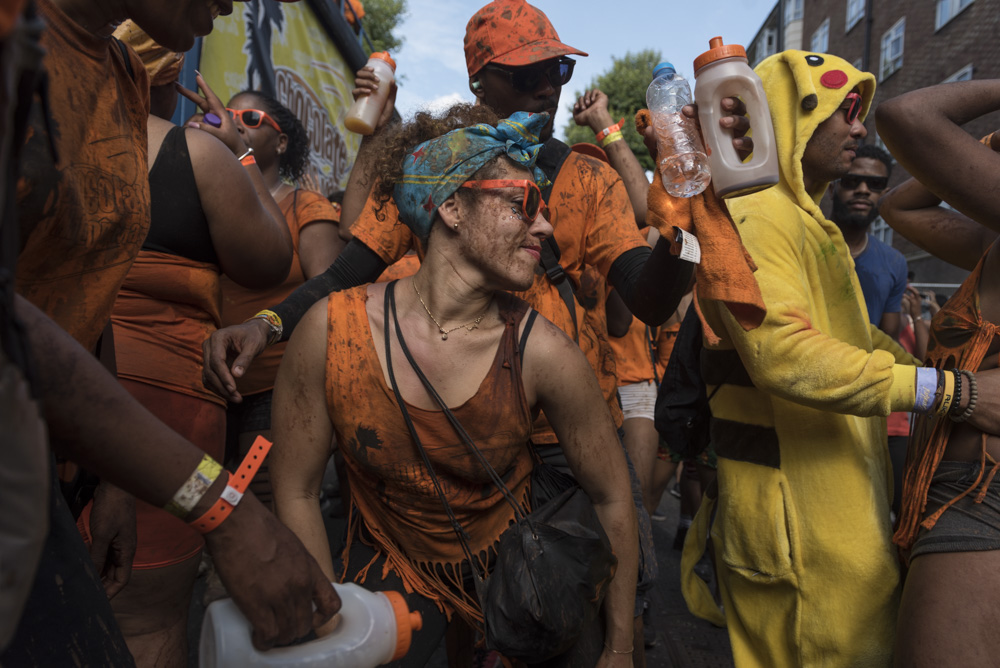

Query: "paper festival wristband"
<box><xmin>595</xmin><ymin>117</ymin><xmax>625</xmax><ymax>143</ymax></box>
<box><xmin>189</xmin><ymin>436</ymin><xmax>273</xmax><ymax>534</ymax></box>
<box><xmin>600</xmin><ymin>130</ymin><xmax>624</xmax><ymax>148</ymax></box>
<box><xmin>164</xmin><ymin>453</ymin><xmax>223</xmax><ymax>519</ymax></box>
<box><xmin>913</xmin><ymin>367</ymin><xmax>939</xmax><ymax>413</ymax></box>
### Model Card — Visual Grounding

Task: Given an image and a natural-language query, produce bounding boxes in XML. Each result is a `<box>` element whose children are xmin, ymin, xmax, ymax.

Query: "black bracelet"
<box><xmin>948</xmin><ymin>368</ymin><xmax>963</xmax><ymax>418</ymax></box>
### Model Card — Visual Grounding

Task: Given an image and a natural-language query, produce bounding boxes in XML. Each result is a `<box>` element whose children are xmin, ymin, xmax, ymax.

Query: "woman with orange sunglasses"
<box><xmin>216</xmin><ymin>89</ymin><xmax>345</xmax><ymax>509</ymax></box>
<box><xmin>270</xmin><ymin>106</ymin><xmax>638</xmax><ymax>667</ymax></box>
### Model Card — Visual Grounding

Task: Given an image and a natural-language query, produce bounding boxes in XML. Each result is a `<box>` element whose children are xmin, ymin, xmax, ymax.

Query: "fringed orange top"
<box><xmin>894</xmin><ymin>248</ymin><xmax>1000</xmax><ymax>552</ymax></box>
<box><xmin>325</xmin><ymin>286</ymin><xmax>535</xmax><ymax>626</ymax></box>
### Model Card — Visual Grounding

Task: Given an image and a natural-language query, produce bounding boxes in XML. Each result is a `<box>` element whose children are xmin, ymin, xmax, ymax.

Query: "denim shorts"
<box><xmin>910</xmin><ymin>460</ymin><xmax>1000</xmax><ymax>560</ymax></box>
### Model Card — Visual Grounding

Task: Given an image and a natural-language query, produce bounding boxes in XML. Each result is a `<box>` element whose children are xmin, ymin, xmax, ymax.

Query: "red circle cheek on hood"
<box><xmin>820</xmin><ymin>70</ymin><xmax>849</xmax><ymax>89</ymax></box>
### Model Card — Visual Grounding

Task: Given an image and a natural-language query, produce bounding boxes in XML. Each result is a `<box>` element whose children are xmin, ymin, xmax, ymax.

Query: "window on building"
<box><xmin>943</xmin><ymin>63</ymin><xmax>974</xmax><ymax>82</ymax></box>
<box><xmin>785</xmin><ymin>0</ymin><xmax>803</xmax><ymax>23</ymax></box>
<box><xmin>755</xmin><ymin>28</ymin><xmax>778</xmax><ymax>64</ymax></box>
<box><xmin>936</xmin><ymin>0</ymin><xmax>974</xmax><ymax>30</ymax></box>
<box><xmin>852</xmin><ymin>57</ymin><xmax>863</xmax><ymax>71</ymax></box>
<box><xmin>811</xmin><ymin>18</ymin><xmax>830</xmax><ymax>53</ymax></box>
<box><xmin>879</xmin><ymin>18</ymin><xmax>905</xmax><ymax>81</ymax></box>
<box><xmin>846</xmin><ymin>0</ymin><xmax>865</xmax><ymax>32</ymax></box>
<box><xmin>871</xmin><ymin>217</ymin><xmax>893</xmax><ymax>246</ymax></box>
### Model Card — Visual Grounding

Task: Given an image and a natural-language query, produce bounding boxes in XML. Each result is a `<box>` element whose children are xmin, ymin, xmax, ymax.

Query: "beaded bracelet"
<box><xmin>950</xmin><ymin>369</ymin><xmax>978</xmax><ymax>423</ymax></box>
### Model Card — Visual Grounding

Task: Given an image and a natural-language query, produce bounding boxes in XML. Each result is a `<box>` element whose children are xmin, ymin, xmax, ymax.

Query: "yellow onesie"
<box><xmin>682</xmin><ymin>51</ymin><xmax>919</xmax><ymax>667</ymax></box>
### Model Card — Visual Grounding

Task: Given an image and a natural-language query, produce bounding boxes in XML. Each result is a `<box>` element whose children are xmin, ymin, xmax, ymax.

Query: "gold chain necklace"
<box><xmin>412</xmin><ymin>280</ymin><xmax>489</xmax><ymax>340</ymax></box>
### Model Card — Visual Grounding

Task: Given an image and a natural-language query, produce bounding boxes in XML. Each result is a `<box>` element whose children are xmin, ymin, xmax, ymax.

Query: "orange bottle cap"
<box><xmin>384</xmin><ymin>590</ymin><xmax>422</xmax><ymax>662</ymax></box>
<box><xmin>693</xmin><ymin>37</ymin><xmax>747</xmax><ymax>73</ymax></box>
<box><xmin>370</xmin><ymin>51</ymin><xmax>397</xmax><ymax>72</ymax></box>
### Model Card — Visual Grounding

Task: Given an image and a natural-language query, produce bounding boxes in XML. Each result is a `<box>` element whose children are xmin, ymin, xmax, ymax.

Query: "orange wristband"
<box><xmin>595</xmin><ymin>117</ymin><xmax>625</xmax><ymax>143</ymax></box>
<box><xmin>189</xmin><ymin>436</ymin><xmax>272</xmax><ymax>534</ymax></box>
<box><xmin>240</xmin><ymin>154</ymin><xmax>257</xmax><ymax>167</ymax></box>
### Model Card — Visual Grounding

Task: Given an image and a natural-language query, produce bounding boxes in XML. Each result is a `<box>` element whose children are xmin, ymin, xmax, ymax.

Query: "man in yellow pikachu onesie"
<box><xmin>681</xmin><ymin>51</ymin><xmax>922</xmax><ymax>667</ymax></box>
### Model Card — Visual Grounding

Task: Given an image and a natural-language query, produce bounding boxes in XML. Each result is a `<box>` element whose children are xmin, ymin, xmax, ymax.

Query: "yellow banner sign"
<box><xmin>200</xmin><ymin>1</ymin><xmax>360</xmax><ymax>196</ymax></box>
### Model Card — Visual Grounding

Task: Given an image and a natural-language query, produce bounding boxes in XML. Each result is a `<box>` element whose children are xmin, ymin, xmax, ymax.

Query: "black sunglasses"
<box><xmin>839</xmin><ymin>173</ymin><xmax>888</xmax><ymax>192</ymax></box>
<box><xmin>482</xmin><ymin>57</ymin><xmax>575</xmax><ymax>93</ymax></box>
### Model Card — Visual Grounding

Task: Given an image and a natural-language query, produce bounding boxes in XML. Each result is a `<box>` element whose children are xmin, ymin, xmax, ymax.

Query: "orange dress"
<box><xmin>326</xmin><ymin>286</ymin><xmax>534</xmax><ymax>625</ymax></box>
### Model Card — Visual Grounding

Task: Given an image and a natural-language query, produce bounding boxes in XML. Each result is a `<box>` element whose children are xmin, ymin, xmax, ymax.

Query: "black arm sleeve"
<box><xmin>607</xmin><ymin>237</ymin><xmax>694</xmax><ymax>327</ymax></box>
<box><xmin>272</xmin><ymin>239</ymin><xmax>387</xmax><ymax>340</ymax></box>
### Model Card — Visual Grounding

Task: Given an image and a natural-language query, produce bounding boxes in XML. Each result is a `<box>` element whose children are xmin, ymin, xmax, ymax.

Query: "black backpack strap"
<box><xmin>534</xmin><ymin>140</ymin><xmax>578</xmax><ymax>343</ymax></box>
<box><xmin>518</xmin><ymin>309</ymin><xmax>539</xmax><ymax>356</ymax></box>
<box><xmin>112</xmin><ymin>37</ymin><xmax>136</xmax><ymax>81</ymax></box>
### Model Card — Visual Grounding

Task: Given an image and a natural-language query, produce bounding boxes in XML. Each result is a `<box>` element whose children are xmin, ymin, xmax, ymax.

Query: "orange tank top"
<box><xmin>895</xmin><ymin>249</ymin><xmax>1000</xmax><ymax>551</ymax></box>
<box><xmin>325</xmin><ymin>285</ymin><xmax>534</xmax><ymax>624</ymax></box>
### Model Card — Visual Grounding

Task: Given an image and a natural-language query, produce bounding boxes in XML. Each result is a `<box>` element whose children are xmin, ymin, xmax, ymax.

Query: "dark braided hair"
<box><xmin>233</xmin><ymin>90</ymin><xmax>310</xmax><ymax>181</ymax></box>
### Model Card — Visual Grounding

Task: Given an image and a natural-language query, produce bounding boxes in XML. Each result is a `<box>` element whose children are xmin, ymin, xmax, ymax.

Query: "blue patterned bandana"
<box><xmin>394</xmin><ymin>111</ymin><xmax>550</xmax><ymax>240</ymax></box>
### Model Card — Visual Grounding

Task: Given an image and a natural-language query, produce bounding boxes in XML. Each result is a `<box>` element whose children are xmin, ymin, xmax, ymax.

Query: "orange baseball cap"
<box><xmin>464</xmin><ymin>0</ymin><xmax>587</xmax><ymax>77</ymax></box>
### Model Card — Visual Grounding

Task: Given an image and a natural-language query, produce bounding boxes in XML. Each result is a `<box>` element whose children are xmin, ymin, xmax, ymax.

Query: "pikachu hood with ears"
<box><xmin>685</xmin><ymin>52</ymin><xmax>919</xmax><ymax>668</ymax></box>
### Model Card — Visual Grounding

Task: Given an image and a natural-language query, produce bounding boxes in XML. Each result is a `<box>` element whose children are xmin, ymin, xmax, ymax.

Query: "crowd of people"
<box><xmin>3</xmin><ymin>0</ymin><xmax>1000</xmax><ymax>667</ymax></box>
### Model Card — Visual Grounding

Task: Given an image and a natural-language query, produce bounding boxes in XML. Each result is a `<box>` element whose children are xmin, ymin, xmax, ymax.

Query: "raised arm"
<box><xmin>875</xmin><ymin>80</ymin><xmax>1000</xmax><ymax>230</ymax></box>
<box><xmin>573</xmin><ymin>89</ymin><xmax>649</xmax><ymax>227</ymax></box>
<box><xmin>521</xmin><ymin>316</ymin><xmax>637</xmax><ymax>666</ymax></box>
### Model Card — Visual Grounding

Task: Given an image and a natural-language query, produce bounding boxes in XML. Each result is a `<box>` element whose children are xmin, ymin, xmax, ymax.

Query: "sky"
<box><xmin>389</xmin><ymin>0</ymin><xmax>777</xmax><ymax>142</ymax></box>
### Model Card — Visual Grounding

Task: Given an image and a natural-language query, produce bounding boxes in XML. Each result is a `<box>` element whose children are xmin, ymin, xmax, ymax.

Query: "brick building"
<box><xmin>748</xmin><ymin>0</ymin><xmax>1000</xmax><ymax>293</ymax></box>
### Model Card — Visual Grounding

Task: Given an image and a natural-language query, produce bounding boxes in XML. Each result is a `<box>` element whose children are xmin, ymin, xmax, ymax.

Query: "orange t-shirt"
<box><xmin>351</xmin><ymin>147</ymin><xmax>646</xmax><ymax>440</ymax></box>
<box><xmin>653</xmin><ymin>321</ymin><xmax>681</xmax><ymax>383</ymax></box>
<box><xmin>376</xmin><ymin>251</ymin><xmax>420</xmax><ymax>282</ymax></box>
<box><xmin>610</xmin><ymin>316</ymin><xmax>658</xmax><ymax>386</ymax></box>
<box><xmin>16</xmin><ymin>0</ymin><xmax>150</xmax><ymax>352</ymax></box>
<box><xmin>221</xmin><ymin>189</ymin><xmax>339</xmax><ymax>395</ymax></box>
<box><xmin>327</xmin><ymin>286</ymin><xmax>533</xmax><ymax>625</ymax></box>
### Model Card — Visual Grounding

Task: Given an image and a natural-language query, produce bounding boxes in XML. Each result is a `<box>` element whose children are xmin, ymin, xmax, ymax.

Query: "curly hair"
<box><xmin>232</xmin><ymin>90</ymin><xmax>311</xmax><ymax>181</ymax></box>
<box><xmin>369</xmin><ymin>103</ymin><xmax>519</xmax><ymax>242</ymax></box>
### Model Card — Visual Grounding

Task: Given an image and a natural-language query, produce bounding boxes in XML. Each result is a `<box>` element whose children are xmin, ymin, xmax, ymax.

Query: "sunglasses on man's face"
<box><xmin>226</xmin><ymin>107</ymin><xmax>283</xmax><ymax>133</ymax></box>
<box><xmin>460</xmin><ymin>179</ymin><xmax>542</xmax><ymax>222</ymax></box>
<box><xmin>839</xmin><ymin>92</ymin><xmax>863</xmax><ymax>125</ymax></box>
<box><xmin>482</xmin><ymin>57</ymin><xmax>575</xmax><ymax>94</ymax></box>
<box><xmin>839</xmin><ymin>173</ymin><xmax>888</xmax><ymax>192</ymax></box>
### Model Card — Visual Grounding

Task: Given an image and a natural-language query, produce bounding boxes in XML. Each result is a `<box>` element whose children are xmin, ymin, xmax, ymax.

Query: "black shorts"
<box><xmin>910</xmin><ymin>460</ymin><xmax>1000</xmax><ymax>560</ymax></box>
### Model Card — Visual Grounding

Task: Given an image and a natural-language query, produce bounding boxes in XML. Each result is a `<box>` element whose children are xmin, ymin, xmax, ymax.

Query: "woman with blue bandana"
<box><xmin>269</xmin><ymin>107</ymin><xmax>639</xmax><ymax>667</ymax></box>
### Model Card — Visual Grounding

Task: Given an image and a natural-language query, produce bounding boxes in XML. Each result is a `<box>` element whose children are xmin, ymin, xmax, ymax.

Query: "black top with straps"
<box><xmin>142</xmin><ymin>125</ymin><xmax>217</xmax><ymax>265</ymax></box>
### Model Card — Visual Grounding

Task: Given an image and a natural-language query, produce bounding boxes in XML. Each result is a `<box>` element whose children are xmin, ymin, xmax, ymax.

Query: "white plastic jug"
<box><xmin>344</xmin><ymin>52</ymin><xmax>396</xmax><ymax>136</ymax></box>
<box><xmin>199</xmin><ymin>582</ymin><xmax>423</xmax><ymax>667</ymax></box>
<box><xmin>693</xmin><ymin>37</ymin><xmax>779</xmax><ymax>198</ymax></box>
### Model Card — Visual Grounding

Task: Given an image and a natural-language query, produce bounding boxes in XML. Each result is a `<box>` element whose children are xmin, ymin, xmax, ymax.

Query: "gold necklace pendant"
<box><xmin>413</xmin><ymin>281</ymin><xmax>488</xmax><ymax>341</ymax></box>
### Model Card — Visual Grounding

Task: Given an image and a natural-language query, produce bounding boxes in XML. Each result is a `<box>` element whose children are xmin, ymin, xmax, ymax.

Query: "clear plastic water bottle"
<box><xmin>646</xmin><ymin>62</ymin><xmax>711</xmax><ymax>198</ymax></box>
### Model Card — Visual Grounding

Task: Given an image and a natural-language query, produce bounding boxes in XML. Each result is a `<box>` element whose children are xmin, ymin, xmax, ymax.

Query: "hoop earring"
<box><xmin>471</xmin><ymin>80</ymin><xmax>482</xmax><ymax>91</ymax></box>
